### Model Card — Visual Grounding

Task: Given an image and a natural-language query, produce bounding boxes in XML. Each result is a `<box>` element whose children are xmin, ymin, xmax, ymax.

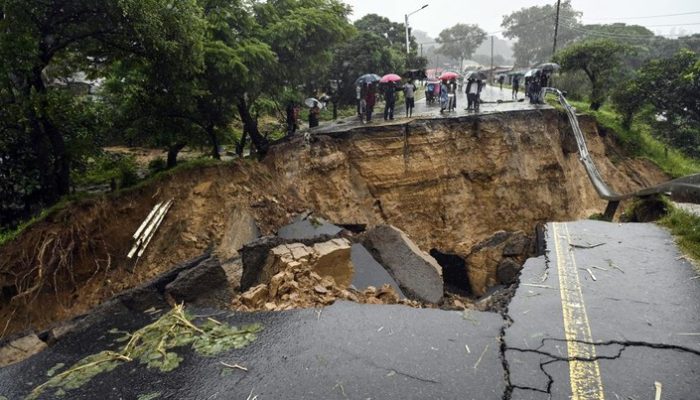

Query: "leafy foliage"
<box><xmin>554</xmin><ymin>39</ymin><xmax>631</xmax><ymax>110</ymax></box>
<box><xmin>660</xmin><ymin>207</ymin><xmax>700</xmax><ymax>267</ymax></box>
<box><xmin>611</xmin><ymin>49</ymin><xmax>700</xmax><ymax>157</ymax></box>
<box><xmin>501</xmin><ymin>1</ymin><xmax>581</xmax><ymax>66</ymax></box>
<box><xmin>435</xmin><ymin>24</ymin><xmax>487</xmax><ymax>70</ymax></box>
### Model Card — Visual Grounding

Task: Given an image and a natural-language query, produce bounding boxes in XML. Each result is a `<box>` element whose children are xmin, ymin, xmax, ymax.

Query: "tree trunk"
<box><xmin>236</xmin><ymin>131</ymin><xmax>247</xmax><ymax>156</ymax></box>
<box><xmin>28</xmin><ymin>67</ymin><xmax>70</xmax><ymax>201</ymax></box>
<box><xmin>167</xmin><ymin>142</ymin><xmax>187</xmax><ymax>169</ymax></box>
<box><xmin>206</xmin><ymin>125</ymin><xmax>221</xmax><ymax>160</ymax></box>
<box><xmin>236</xmin><ymin>96</ymin><xmax>269</xmax><ymax>157</ymax></box>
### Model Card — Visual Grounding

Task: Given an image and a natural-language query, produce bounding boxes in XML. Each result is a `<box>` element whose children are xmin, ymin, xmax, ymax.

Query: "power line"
<box><xmin>582</xmin><ymin>10</ymin><xmax>700</xmax><ymax>21</ymax></box>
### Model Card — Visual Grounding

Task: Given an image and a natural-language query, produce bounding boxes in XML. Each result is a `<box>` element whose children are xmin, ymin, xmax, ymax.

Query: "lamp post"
<box><xmin>405</xmin><ymin>4</ymin><xmax>428</xmax><ymax>55</ymax></box>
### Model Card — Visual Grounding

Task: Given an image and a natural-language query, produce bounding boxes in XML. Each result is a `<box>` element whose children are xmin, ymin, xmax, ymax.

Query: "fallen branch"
<box><xmin>570</xmin><ymin>242</ymin><xmax>605</xmax><ymax>249</ymax></box>
<box><xmin>220</xmin><ymin>361</ymin><xmax>248</xmax><ymax>371</ymax></box>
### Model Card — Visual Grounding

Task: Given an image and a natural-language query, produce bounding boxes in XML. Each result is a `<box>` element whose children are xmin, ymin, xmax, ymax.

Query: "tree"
<box><xmin>613</xmin><ymin>50</ymin><xmax>700</xmax><ymax>156</ymax></box>
<box><xmin>502</xmin><ymin>1</ymin><xmax>581</xmax><ymax>67</ymax></box>
<box><xmin>435</xmin><ymin>24</ymin><xmax>487</xmax><ymax>71</ymax></box>
<box><xmin>554</xmin><ymin>38</ymin><xmax>631</xmax><ymax>110</ymax></box>
<box><xmin>0</xmin><ymin>0</ymin><xmax>205</xmax><ymax>219</ymax></box>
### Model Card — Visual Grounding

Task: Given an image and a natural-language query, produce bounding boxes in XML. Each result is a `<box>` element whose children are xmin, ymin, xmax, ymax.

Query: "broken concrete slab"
<box><xmin>165</xmin><ymin>256</ymin><xmax>231</xmax><ymax>307</ymax></box>
<box><xmin>467</xmin><ymin>231</ymin><xmax>531</xmax><ymax>296</ymax></box>
<box><xmin>216</xmin><ymin>207</ymin><xmax>260</xmax><ymax>259</ymax></box>
<box><xmin>350</xmin><ymin>244</ymin><xmax>405</xmax><ymax>298</ymax></box>
<box><xmin>312</xmin><ymin>239</ymin><xmax>354</xmax><ymax>288</ymax></box>
<box><xmin>239</xmin><ymin>235</ymin><xmax>336</xmax><ymax>291</ymax></box>
<box><xmin>360</xmin><ymin>225</ymin><xmax>443</xmax><ymax>304</ymax></box>
<box><xmin>0</xmin><ymin>333</ymin><xmax>47</xmax><ymax>367</ymax></box>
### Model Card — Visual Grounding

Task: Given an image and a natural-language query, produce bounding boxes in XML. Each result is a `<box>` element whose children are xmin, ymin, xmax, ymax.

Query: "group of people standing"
<box><xmin>524</xmin><ymin>70</ymin><xmax>551</xmax><ymax>104</ymax></box>
<box><xmin>356</xmin><ymin>81</ymin><xmax>417</xmax><ymax>123</ymax></box>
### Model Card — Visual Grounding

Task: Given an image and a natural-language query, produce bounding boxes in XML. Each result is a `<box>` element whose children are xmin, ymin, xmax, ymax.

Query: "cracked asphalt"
<box><xmin>1</xmin><ymin>220</ymin><xmax>698</xmax><ymax>399</ymax></box>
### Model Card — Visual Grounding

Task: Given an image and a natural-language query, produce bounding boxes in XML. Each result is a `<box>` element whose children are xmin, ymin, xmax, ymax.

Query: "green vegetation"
<box><xmin>554</xmin><ymin>39</ymin><xmax>632</xmax><ymax>110</ymax></box>
<box><xmin>28</xmin><ymin>305</ymin><xmax>262</xmax><ymax>400</ymax></box>
<box><xmin>660</xmin><ymin>207</ymin><xmax>700</xmax><ymax>267</ymax></box>
<box><xmin>567</xmin><ymin>100</ymin><xmax>700</xmax><ymax>178</ymax></box>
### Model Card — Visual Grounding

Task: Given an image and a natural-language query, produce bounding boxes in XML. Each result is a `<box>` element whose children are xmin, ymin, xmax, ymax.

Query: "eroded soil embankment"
<box><xmin>0</xmin><ymin>109</ymin><xmax>668</xmax><ymax>336</ymax></box>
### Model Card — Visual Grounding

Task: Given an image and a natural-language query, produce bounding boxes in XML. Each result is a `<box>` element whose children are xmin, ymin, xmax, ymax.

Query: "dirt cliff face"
<box><xmin>0</xmin><ymin>109</ymin><xmax>668</xmax><ymax>336</ymax></box>
<box><xmin>265</xmin><ymin>110</ymin><xmax>666</xmax><ymax>254</ymax></box>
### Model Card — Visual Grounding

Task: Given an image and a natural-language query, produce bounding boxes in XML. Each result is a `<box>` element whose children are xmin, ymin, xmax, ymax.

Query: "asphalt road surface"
<box><xmin>1</xmin><ymin>221</ymin><xmax>698</xmax><ymax>399</ymax></box>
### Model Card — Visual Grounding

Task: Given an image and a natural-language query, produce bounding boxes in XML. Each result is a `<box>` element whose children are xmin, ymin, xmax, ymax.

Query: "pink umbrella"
<box><xmin>439</xmin><ymin>71</ymin><xmax>460</xmax><ymax>81</ymax></box>
<box><xmin>380</xmin><ymin>73</ymin><xmax>402</xmax><ymax>83</ymax></box>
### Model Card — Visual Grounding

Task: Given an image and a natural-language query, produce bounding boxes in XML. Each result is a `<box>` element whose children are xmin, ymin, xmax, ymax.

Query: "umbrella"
<box><xmin>537</xmin><ymin>62</ymin><xmax>560</xmax><ymax>72</ymax></box>
<box><xmin>355</xmin><ymin>73</ymin><xmax>381</xmax><ymax>86</ymax></box>
<box><xmin>439</xmin><ymin>71</ymin><xmax>460</xmax><ymax>81</ymax></box>
<box><xmin>524</xmin><ymin>68</ymin><xmax>540</xmax><ymax>78</ymax></box>
<box><xmin>464</xmin><ymin>71</ymin><xmax>487</xmax><ymax>80</ymax></box>
<box><xmin>380</xmin><ymin>73</ymin><xmax>402</xmax><ymax>83</ymax></box>
<box><xmin>304</xmin><ymin>98</ymin><xmax>322</xmax><ymax>108</ymax></box>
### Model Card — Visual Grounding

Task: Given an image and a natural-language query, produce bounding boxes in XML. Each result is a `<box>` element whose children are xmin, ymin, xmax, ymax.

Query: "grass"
<box><xmin>564</xmin><ymin>99</ymin><xmax>700</xmax><ymax>178</ymax></box>
<box><xmin>659</xmin><ymin>206</ymin><xmax>700</xmax><ymax>269</ymax></box>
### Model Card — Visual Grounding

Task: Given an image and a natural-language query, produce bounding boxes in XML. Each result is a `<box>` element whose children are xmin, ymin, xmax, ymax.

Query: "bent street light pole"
<box><xmin>405</xmin><ymin>4</ymin><xmax>428</xmax><ymax>54</ymax></box>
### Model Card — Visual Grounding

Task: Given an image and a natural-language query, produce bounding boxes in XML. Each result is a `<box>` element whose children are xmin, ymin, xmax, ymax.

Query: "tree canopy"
<box><xmin>435</xmin><ymin>24</ymin><xmax>487</xmax><ymax>71</ymax></box>
<box><xmin>502</xmin><ymin>1</ymin><xmax>581</xmax><ymax>67</ymax></box>
<box><xmin>554</xmin><ymin>38</ymin><xmax>631</xmax><ymax>110</ymax></box>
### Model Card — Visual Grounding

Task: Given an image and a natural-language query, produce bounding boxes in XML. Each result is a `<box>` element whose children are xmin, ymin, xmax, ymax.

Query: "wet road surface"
<box><xmin>1</xmin><ymin>221</ymin><xmax>698</xmax><ymax>399</ymax></box>
<box><xmin>506</xmin><ymin>220</ymin><xmax>700</xmax><ymax>399</ymax></box>
<box><xmin>312</xmin><ymin>84</ymin><xmax>545</xmax><ymax>135</ymax></box>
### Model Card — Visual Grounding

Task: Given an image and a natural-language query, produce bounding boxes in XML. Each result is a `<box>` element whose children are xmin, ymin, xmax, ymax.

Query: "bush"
<box><xmin>148</xmin><ymin>157</ymin><xmax>167</xmax><ymax>175</ymax></box>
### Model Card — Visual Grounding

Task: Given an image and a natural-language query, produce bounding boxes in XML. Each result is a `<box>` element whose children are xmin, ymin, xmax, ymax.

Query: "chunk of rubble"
<box><xmin>359</xmin><ymin>225</ymin><xmax>444</xmax><ymax>304</ymax></box>
<box><xmin>0</xmin><ymin>334</ymin><xmax>47</xmax><ymax>367</ymax></box>
<box><xmin>466</xmin><ymin>231</ymin><xmax>531</xmax><ymax>297</ymax></box>
<box><xmin>233</xmin><ymin>239</ymin><xmax>420</xmax><ymax>311</ymax></box>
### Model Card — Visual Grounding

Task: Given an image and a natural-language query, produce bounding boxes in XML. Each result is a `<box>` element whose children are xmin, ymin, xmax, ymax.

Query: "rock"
<box><xmin>165</xmin><ymin>256</ymin><xmax>230</xmax><ymax>306</ymax></box>
<box><xmin>312</xmin><ymin>238</ymin><xmax>354</xmax><ymax>288</ymax></box>
<box><xmin>0</xmin><ymin>334</ymin><xmax>47</xmax><ymax>367</ymax></box>
<box><xmin>466</xmin><ymin>231</ymin><xmax>532</xmax><ymax>296</ymax></box>
<box><xmin>497</xmin><ymin>258</ymin><xmax>522</xmax><ymax>284</ymax></box>
<box><xmin>360</xmin><ymin>225</ymin><xmax>444</xmax><ymax>304</ymax></box>
<box><xmin>313</xmin><ymin>285</ymin><xmax>328</xmax><ymax>294</ymax></box>
<box><xmin>240</xmin><ymin>235</ymin><xmax>336</xmax><ymax>291</ymax></box>
<box><xmin>217</xmin><ymin>207</ymin><xmax>260</xmax><ymax>259</ymax></box>
<box><xmin>241</xmin><ymin>284</ymin><xmax>268</xmax><ymax>307</ymax></box>
<box><xmin>502</xmin><ymin>232</ymin><xmax>531</xmax><ymax>257</ymax></box>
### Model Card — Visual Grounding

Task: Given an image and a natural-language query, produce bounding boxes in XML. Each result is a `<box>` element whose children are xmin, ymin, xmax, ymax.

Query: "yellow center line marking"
<box><xmin>552</xmin><ymin>222</ymin><xmax>605</xmax><ymax>400</ymax></box>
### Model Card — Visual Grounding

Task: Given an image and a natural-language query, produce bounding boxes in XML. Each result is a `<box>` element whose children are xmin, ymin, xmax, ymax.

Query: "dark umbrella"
<box><xmin>355</xmin><ymin>74</ymin><xmax>381</xmax><ymax>86</ymax></box>
<box><xmin>464</xmin><ymin>70</ymin><xmax>487</xmax><ymax>80</ymax></box>
<box><xmin>524</xmin><ymin>68</ymin><xmax>540</xmax><ymax>78</ymax></box>
<box><xmin>537</xmin><ymin>62</ymin><xmax>560</xmax><ymax>72</ymax></box>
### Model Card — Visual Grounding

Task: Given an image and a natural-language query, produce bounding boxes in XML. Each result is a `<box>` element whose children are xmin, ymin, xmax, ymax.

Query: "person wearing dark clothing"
<box><xmin>403</xmin><ymin>82</ymin><xmax>416</xmax><ymax>117</ymax></box>
<box><xmin>529</xmin><ymin>71</ymin><xmax>542</xmax><ymax>104</ymax></box>
<box><xmin>448</xmin><ymin>79</ymin><xmax>457</xmax><ymax>111</ymax></box>
<box><xmin>498</xmin><ymin>75</ymin><xmax>505</xmax><ymax>90</ymax></box>
<box><xmin>285</xmin><ymin>102</ymin><xmax>298</xmax><ymax>136</ymax></box>
<box><xmin>465</xmin><ymin>79</ymin><xmax>482</xmax><ymax>111</ymax></box>
<box><xmin>383</xmin><ymin>83</ymin><xmax>396</xmax><ymax>120</ymax></box>
<box><xmin>364</xmin><ymin>84</ymin><xmax>376</xmax><ymax>122</ymax></box>
<box><xmin>512</xmin><ymin>76</ymin><xmax>520</xmax><ymax>100</ymax></box>
<box><xmin>308</xmin><ymin>104</ymin><xmax>320</xmax><ymax>128</ymax></box>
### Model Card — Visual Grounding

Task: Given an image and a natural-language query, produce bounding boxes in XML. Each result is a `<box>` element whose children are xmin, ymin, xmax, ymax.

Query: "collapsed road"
<box><xmin>1</xmin><ymin>88</ymin><xmax>699</xmax><ymax>399</ymax></box>
<box><xmin>0</xmin><ymin>220</ymin><xmax>698</xmax><ymax>399</ymax></box>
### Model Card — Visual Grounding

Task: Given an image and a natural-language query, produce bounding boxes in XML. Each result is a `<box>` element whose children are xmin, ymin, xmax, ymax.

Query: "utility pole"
<box><xmin>552</xmin><ymin>0</ymin><xmax>561</xmax><ymax>57</ymax></box>
<box><xmin>490</xmin><ymin>35</ymin><xmax>494</xmax><ymax>83</ymax></box>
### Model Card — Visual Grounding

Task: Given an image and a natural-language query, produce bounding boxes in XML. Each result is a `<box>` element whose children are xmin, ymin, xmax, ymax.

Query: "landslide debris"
<box><xmin>232</xmin><ymin>239</ymin><xmax>420</xmax><ymax>312</ymax></box>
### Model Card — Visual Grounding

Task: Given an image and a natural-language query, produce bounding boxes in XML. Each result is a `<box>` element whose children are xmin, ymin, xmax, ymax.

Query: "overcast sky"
<box><xmin>345</xmin><ymin>0</ymin><xmax>700</xmax><ymax>39</ymax></box>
